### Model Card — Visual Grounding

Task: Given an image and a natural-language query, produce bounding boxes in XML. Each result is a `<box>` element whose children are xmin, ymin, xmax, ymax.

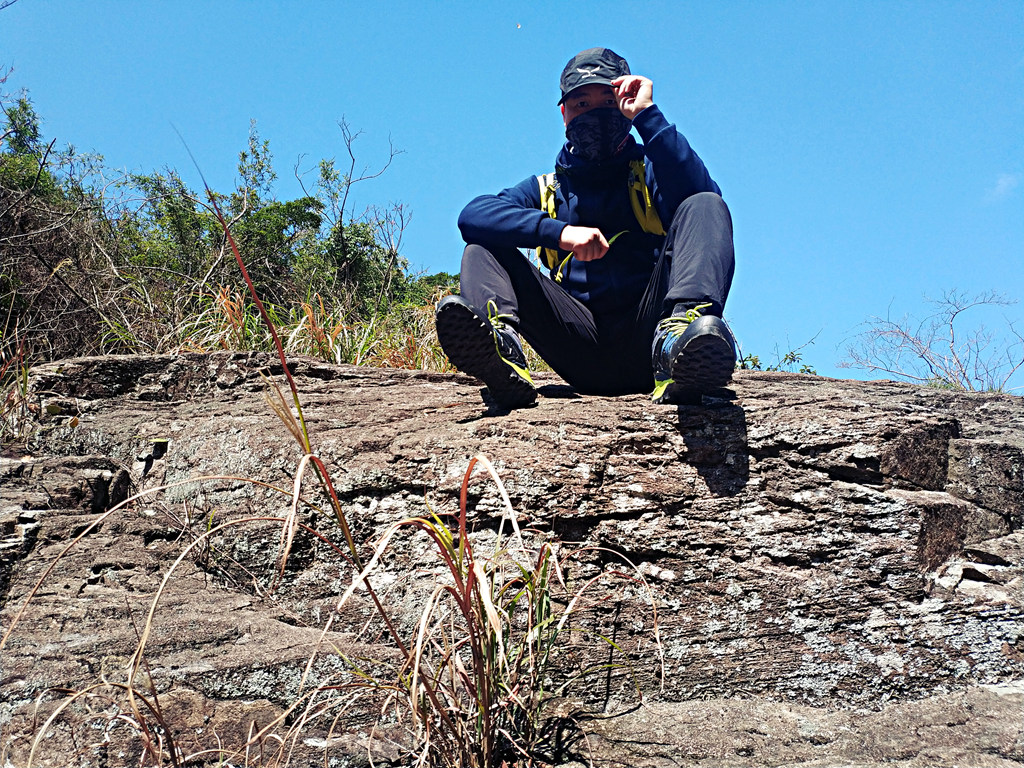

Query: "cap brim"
<box><xmin>557</xmin><ymin>77</ymin><xmax>617</xmax><ymax>105</ymax></box>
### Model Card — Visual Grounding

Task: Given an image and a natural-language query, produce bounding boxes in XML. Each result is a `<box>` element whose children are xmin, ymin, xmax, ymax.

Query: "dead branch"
<box><xmin>841</xmin><ymin>290</ymin><xmax>1024</xmax><ymax>392</ymax></box>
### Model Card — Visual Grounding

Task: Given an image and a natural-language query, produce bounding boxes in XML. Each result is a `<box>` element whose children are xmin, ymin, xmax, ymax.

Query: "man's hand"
<box><xmin>611</xmin><ymin>75</ymin><xmax>654</xmax><ymax>120</ymax></box>
<box><xmin>559</xmin><ymin>225</ymin><xmax>609</xmax><ymax>262</ymax></box>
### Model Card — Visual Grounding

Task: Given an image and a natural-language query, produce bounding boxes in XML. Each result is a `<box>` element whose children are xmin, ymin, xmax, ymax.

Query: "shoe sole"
<box><xmin>669</xmin><ymin>317</ymin><xmax>735</xmax><ymax>394</ymax></box>
<box><xmin>435</xmin><ymin>300</ymin><xmax>537</xmax><ymax>409</ymax></box>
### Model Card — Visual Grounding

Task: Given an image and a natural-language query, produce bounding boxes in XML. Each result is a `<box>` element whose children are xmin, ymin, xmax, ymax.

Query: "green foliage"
<box><xmin>1</xmin><ymin>92</ymin><xmax>447</xmax><ymax>369</ymax></box>
<box><xmin>737</xmin><ymin>338</ymin><xmax>818</xmax><ymax>375</ymax></box>
<box><xmin>411</xmin><ymin>271</ymin><xmax>460</xmax><ymax>303</ymax></box>
<box><xmin>0</xmin><ymin>94</ymin><xmax>62</xmax><ymax>199</ymax></box>
<box><xmin>232</xmin><ymin>120</ymin><xmax>276</xmax><ymax>209</ymax></box>
<box><xmin>231</xmin><ymin>196</ymin><xmax>324</xmax><ymax>304</ymax></box>
<box><xmin>2</xmin><ymin>94</ymin><xmax>42</xmax><ymax>154</ymax></box>
<box><xmin>1</xmin><ymin>91</ymin><xmax>118</xmax><ymax>364</ymax></box>
<box><xmin>125</xmin><ymin>169</ymin><xmax>219</xmax><ymax>272</ymax></box>
<box><xmin>0</xmin><ymin>152</ymin><xmax>59</xmax><ymax>198</ymax></box>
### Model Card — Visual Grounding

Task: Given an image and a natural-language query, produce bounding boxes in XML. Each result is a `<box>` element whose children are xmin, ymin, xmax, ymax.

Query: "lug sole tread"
<box><xmin>669</xmin><ymin>333</ymin><xmax>735</xmax><ymax>393</ymax></box>
<box><xmin>436</xmin><ymin>302</ymin><xmax>536</xmax><ymax>408</ymax></box>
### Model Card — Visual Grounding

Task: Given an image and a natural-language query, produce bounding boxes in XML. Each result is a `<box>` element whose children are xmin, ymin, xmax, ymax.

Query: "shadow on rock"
<box><xmin>675</xmin><ymin>396</ymin><xmax>748</xmax><ymax>496</ymax></box>
<box><xmin>456</xmin><ymin>383</ymin><xmax>581</xmax><ymax>422</ymax></box>
<box><xmin>536</xmin><ymin>383</ymin><xmax>582</xmax><ymax>400</ymax></box>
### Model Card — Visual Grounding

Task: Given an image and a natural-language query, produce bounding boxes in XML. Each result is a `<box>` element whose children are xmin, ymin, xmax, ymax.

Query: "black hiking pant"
<box><xmin>460</xmin><ymin>191</ymin><xmax>735</xmax><ymax>395</ymax></box>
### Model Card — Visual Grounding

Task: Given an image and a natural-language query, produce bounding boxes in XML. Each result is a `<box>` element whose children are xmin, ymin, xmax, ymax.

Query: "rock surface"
<box><xmin>1</xmin><ymin>353</ymin><xmax>1022</xmax><ymax>767</ymax></box>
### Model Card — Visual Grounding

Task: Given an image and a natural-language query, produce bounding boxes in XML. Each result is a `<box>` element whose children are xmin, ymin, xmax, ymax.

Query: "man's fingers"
<box><xmin>576</xmin><ymin>231</ymin><xmax>609</xmax><ymax>261</ymax></box>
<box><xmin>614</xmin><ymin>76</ymin><xmax>641</xmax><ymax>97</ymax></box>
<box><xmin>558</xmin><ymin>225</ymin><xmax>609</xmax><ymax>261</ymax></box>
<box><xmin>614</xmin><ymin>75</ymin><xmax>654</xmax><ymax>119</ymax></box>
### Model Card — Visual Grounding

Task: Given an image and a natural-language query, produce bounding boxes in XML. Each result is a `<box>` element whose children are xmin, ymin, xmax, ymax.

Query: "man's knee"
<box><xmin>462</xmin><ymin>242</ymin><xmax>530</xmax><ymax>274</ymax></box>
<box><xmin>670</xmin><ymin>191</ymin><xmax>731</xmax><ymax>228</ymax></box>
<box><xmin>461</xmin><ymin>243</ymin><xmax>491</xmax><ymax>273</ymax></box>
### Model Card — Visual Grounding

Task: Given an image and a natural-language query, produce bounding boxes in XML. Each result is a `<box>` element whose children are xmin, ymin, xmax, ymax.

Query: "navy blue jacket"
<box><xmin>458</xmin><ymin>105</ymin><xmax>721</xmax><ymax>314</ymax></box>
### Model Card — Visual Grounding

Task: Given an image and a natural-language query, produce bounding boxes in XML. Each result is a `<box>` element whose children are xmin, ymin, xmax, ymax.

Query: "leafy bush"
<box><xmin>0</xmin><ymin>91</ymin><xmax>463</xmax><ymax>386</ymax></box>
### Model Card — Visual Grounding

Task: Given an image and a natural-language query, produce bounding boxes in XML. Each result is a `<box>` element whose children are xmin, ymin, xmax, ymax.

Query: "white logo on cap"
<box><xmin>576</xmin><ymin>67</ymin><xmax>598</xmax><ymax>78</ymax></box>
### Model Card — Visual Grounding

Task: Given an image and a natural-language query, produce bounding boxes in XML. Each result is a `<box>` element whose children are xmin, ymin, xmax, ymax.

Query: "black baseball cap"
<box><xmin>557</xmin><ymin>47</ymin><xmax>630</xmax><ymax>105</ymax></box>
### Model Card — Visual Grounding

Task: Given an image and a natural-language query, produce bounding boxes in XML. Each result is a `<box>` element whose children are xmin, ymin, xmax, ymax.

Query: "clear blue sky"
<box><xmin>3</xmin><ymin>1</ymin><xmax>1023</xmax><ymax>387</ymax></box>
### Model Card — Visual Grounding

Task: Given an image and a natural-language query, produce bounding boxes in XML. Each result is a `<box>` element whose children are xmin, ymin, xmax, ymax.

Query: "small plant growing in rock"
<box><xmin>736</xmin><ymin>333</ymin><xmax>818</xmax><ymax>375</ymax></box>
<box><xmin>201</xmin><ymin>184</ymin><xmax>649</xmax><ymax>764</ymax></box>
<box><xmin>0</xmin><ymin>173</ymin><xmax>655</xmax><ymax>767</ymax></box>
<box><xmin>0</xmin><ymin>331</ymin><xmax>34</xmax><ymax>448</ymax></box>
<box><xmin>338</xmin><ymin>456</ymin><xmax>636</xmax><ymax>767</ymax></box>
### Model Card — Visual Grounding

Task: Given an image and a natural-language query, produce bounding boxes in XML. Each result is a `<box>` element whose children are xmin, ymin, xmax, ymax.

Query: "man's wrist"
<box><xmin>630</xmin><ymin>103</ymin><xmax>667</xmax><ymax>140</ymax></box>
<box><xmin>540</xmin><ymin>218</ymin><xmax>568</xmax><ymax>248</ymax></box>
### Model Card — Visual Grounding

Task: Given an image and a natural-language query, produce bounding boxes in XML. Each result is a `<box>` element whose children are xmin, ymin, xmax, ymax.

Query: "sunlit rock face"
<box><xmin>3</xmin><ymin>354</ymin><xmax>1022</xmax><ymax>767</ymax></box>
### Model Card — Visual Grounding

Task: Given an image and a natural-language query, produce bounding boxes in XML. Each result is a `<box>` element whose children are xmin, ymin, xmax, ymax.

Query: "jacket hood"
<box><xmin>555</xmin><ymin>135</ymin><xmax>643</xmax><ymax>178</ymax></box>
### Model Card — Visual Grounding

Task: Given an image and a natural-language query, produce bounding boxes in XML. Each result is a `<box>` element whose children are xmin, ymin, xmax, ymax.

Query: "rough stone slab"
<box><xmin>948</xmin><ymin>438</ymin><xmax>1024</xmax><ymax>529</ymax></box>
<box><xmin>1</xmin><ymin>354</ymin><xmax>1022</xmax><ymax>766</ymax></box>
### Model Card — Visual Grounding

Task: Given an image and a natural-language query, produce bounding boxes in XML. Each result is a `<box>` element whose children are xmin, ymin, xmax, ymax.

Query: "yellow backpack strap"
<box><xmin>536</xmin><ymin>173</ymin><xmax>561</xmax><ymax>270</ymax></box>
<box><xmin>628</xmin><ymin>159</ymin><xmax>666</xmax><ymax>236</ymax></box>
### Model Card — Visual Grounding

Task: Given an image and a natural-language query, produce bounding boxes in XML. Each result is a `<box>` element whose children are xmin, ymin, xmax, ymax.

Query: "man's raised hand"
<box><xmin>611</xmin><ymin>75</ymin><xmax>654</xmax><ymax>120</ymax></box>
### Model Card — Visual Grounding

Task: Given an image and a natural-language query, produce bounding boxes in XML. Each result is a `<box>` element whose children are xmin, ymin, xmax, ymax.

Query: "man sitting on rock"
<box><xmin>436</xmin><ymin>47</ymin><xmax>736</xmax><ymax>408</ymax></box>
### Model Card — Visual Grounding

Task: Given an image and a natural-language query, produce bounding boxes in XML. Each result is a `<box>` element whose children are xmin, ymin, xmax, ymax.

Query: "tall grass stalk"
<box><xmin>176</xmin><ymin>285</ymin><xmax>453</xmax><ymax>371</ymax></box>
<box><xmin>194</xmin><ymin>183</ymin><xmax>601</xmax><ymax>763</ymax></box>
<box><xmin>3</xmin><ymin>165</ymin><xmax>655</xmax><ymax>766</ymax></box>
<box><xmin>0</xmin><ymin>327</ymin><xmax>35</xmax><ymax>448</ymax></box>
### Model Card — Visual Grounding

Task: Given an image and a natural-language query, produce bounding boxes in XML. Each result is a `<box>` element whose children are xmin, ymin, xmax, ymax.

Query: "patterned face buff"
<box><xmin>565</xmin><ymin>107</ymin><xmax>633</xmax><ymax>162</ymax></box>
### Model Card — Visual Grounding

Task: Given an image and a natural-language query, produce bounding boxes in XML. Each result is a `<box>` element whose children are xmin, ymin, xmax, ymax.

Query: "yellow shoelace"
<box><xmin>656</xmin><ymin>302</ymin><xmax>713</xmax><ymax>336</ymax></box>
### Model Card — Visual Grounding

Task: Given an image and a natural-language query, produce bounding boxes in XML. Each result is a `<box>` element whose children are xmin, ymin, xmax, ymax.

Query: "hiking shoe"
<box><xmin>435</xmin><ymin>295</ymin><xmax>537</xmax><ymax>409</ymax></box>
<box><xmin>651</xmin><ymin>304</ymin><xmax>736</xmax><ymax>404</ymax></box>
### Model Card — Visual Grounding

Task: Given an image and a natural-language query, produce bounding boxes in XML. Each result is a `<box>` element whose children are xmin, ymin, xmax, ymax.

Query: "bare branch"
<box><xmin>293</xmin><ymin>153</ymin><xmax>314</xmax><ymax>198</ymax></box>
<box><xmin>336</xmin><ymin>117</ymin><xmax>404</xmax><ymax>224</ymax></box>
<box><xmin>841</xmin><ymin>291</ymin><xmax>1024</xmax><ymax>392</ymax></box>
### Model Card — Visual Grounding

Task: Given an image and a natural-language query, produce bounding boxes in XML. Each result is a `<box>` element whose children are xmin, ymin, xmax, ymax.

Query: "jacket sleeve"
<box><xmin>458</xmin><ymin>175</ymin><xmax>567</xmax><ymax>249</ymax></box>
<box><xmin>631</xmin><ymin>105</ymin><xmax>721</xmax><ymax>220</ymax></box>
